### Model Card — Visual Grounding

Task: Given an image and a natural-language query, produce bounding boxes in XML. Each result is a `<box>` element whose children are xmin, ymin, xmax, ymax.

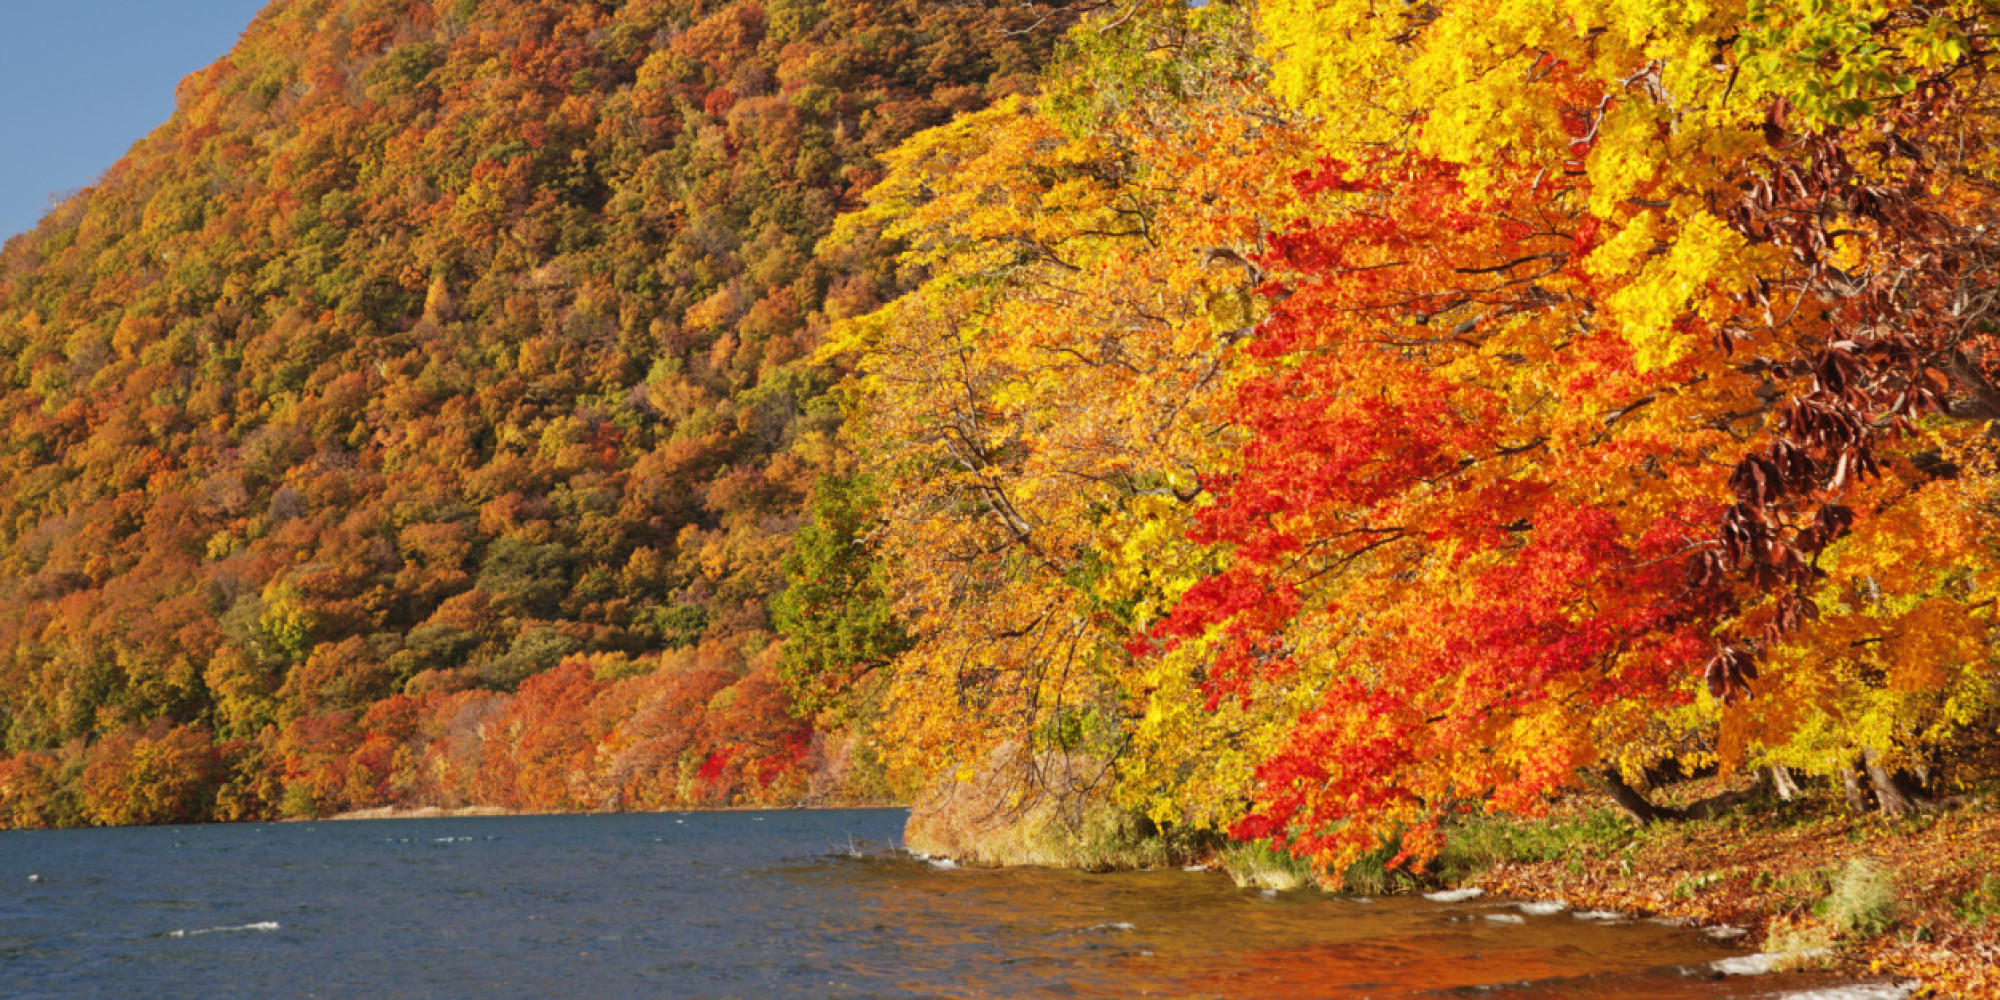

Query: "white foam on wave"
<box><xmin>1084</xmin><ymin>921</ymin><xmax>1137</xmax><ymax>932</ymax></box>
<box><xmin>1482</xmin><ymin>913</ymin><xmax>1525</xmax><ymax>924</ymax></box>
<box><xmin>1571</xmin><ymin>909</ymin><xmax>1623</xmax><ymax>921</ymax></box>
<box><xmin>168</xmin><ymin>921</ymin><xmax>280</xmax><ymax>939</ymax></box>
<box><xmin>1710</xmin><ymin>951</ymin><xmax>1829</xmax><ymax>975</ymax></box>
<box><xmin>927</xmin><ymin>858</ymin><xmax>958</xmax><ymax>870</ymax></box>
<box><xmin>1703</xmin><ymin>923</ymin><xmax>1749</xmax><ymax>940</ymax></box>
<box><xmin>1181</xmin><ymin>865</ymin><xmax>1207</xmax><ymax>872</ymax></box>
<box><xmin>1711</xmin><ymin>953</ymin><xmax>1785</xmax><ymax>975</ymax></box>
<box><xmin>1423</xmin><ymin>888</ymin><xmax>1484</xmax><ymax>903</ymax></box>
<box><xmin>433</xmin><ymin>836</ymin><xmax>473</xmax><ymax>843</ymax></box>
<box><xmin>1515</xmin><ymin>900</ymin><xmax>1567</xmax><ymax>916</ymax></box>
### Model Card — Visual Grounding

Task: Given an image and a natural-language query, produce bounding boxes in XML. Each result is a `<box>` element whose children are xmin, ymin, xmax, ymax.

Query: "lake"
<box><xmin>0</xmin><ymin>809</ymin><xmax>1893</xmax><ymax>998</ymax></box>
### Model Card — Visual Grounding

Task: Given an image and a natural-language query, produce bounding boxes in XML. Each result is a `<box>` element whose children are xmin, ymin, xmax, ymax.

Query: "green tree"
<box><xmin>772</xmin><ymin>474</ymin><xmax>910</xmax><ymax>724</ymax></box>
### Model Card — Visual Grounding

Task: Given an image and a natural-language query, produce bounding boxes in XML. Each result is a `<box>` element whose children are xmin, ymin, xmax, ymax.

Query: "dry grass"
<box><xmin>1221</xmin><ymin>841</ymin><xmax>1314</xmax><ymax>890</ymax></box>
<box><xmin>902</xmin><ymin>741</ymin><xmax>1200</xmax><ymax>870</ymax></box>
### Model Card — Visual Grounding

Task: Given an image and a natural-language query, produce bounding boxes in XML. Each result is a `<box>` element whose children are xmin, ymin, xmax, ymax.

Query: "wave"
<box><xmin>1710</xmin><ymin>951</ymin><xmax>1832</xmax><ymax>975</ymax></box>
<box><xmin>166</xmin><ymin>922</ymin><xmax>280</xmax><ymax>939</ymax></box>
<box><xmin>1422</xmin><ymin>888</ymin><xmax>1483</xmax><ymax>903</ymax></box>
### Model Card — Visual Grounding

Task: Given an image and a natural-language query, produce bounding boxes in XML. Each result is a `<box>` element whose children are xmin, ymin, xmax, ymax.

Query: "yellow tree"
<box><xmin>823</xmin><ymin>4</ymin><xmax>1309</xmax><ymax>822</ymax></box>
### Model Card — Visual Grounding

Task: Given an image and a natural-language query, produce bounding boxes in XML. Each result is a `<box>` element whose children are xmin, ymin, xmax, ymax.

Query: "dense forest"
<box><xmin>0</xmin><ymin>0</ymin><xmax>1065</xmax><ymax>824</ymax></box>
<box><xmin>796</xmin><ymin>0</ymin><xmax>2000</xmax><ymax>877</ymax></box>
<box><xmin>2</xmin><ymin>0</ymin><xmax>1998</xmax><ymax>914</ymax></box>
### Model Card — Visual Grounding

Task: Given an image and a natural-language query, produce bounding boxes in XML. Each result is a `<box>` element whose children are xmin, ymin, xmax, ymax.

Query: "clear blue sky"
<box><xmin>1</xmin><ymin>0</ymin><xmax>268</xmax><ymax>241</ymax></box>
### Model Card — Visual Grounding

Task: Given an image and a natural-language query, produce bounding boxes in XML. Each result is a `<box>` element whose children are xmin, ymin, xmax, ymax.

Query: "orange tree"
<box><xmin>1147</xmin><ymin>0</ymin><xmax>2000</xmax><ymax>872</ymax></box>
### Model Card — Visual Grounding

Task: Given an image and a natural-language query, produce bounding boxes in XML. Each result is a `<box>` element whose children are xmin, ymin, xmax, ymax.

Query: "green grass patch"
<box><xmin>1294</xmin><ymin>809</ymin><xmax>1639</xmax><ymax>893</ymax></box>
<box><xmin>1430</xmin><ymin>808</ymin><xmax>1637</xmax><ymax>883</ymax></box>
<box><xmin>1953</xmin><ymin>873</ymin><xmax>2000</xmax><ymax>926</ymax></box>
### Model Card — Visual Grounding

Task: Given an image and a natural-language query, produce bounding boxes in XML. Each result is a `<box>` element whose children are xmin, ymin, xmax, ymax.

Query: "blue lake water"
<box><xmin>0</xmin><ymin>809</ymin><xmax>1887</xmax><ymax>998</ymax></box>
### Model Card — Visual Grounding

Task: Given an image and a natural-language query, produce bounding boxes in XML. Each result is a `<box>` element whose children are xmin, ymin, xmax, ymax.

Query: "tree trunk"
<box><xmin>1680</xmin><ymin>786</ymin><xmax>1756</xmax><ymax>821</ymax></box>
<box><xmin>1862</xmin><ymin>747</ymin><xmax>1933</xmax><ymax>818</ymax></box>
<box><xmin>1767</xmin><ymin>764</ymin><xmax>1802</xmax><ymax>802</ymax></box>
<box><xmin>1840</xmin><ymin>763</ymin><xmax>1872</xmax><ymax>812</ymax></box>
<box><xmin>1600</xmin><ymin>768</ymin><xmax>1684</xmax><ymax>824</ymax></box>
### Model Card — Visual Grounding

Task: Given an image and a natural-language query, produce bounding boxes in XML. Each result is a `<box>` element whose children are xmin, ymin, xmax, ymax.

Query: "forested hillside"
<box><xmin>0</xmin><ymin>0</ymin><xmax>1064</xmax><ymax>825</ymax></box>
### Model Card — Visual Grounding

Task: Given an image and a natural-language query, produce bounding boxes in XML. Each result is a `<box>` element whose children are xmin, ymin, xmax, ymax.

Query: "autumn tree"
<box><xmin>822</xmin><ymin>1</ymin><xmax>1312</xmax><ymax>825</ymax></box>
<box><xmin>830</xmin><ymin>0</ymin><xmax>2000</xmax><ymax>874</ymax></box>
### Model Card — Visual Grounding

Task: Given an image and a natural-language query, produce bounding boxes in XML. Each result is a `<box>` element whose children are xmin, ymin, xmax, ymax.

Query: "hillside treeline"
<box><xmin>0</xmin><ymin>0</ymin><xmax>1064</xmax><ymax>825</ymax></box>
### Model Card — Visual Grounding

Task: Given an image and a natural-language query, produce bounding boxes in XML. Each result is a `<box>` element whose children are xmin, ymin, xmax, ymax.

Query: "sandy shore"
<box><xmin>323</xmin><ymin>805</ymin><xmax>524</xmax><ymax>821</ymax></box>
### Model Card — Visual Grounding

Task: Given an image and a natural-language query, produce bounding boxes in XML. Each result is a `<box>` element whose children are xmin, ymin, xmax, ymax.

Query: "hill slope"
<box><xmin>0</xmin><ymin>0</ymin><xmax>1061</xmax><ymax>825</ymax></box>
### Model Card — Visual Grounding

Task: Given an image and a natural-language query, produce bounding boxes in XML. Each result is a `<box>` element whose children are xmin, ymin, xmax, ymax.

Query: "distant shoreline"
<box><xmin>324</xmin><ymin>805</ymin><xmax>522</xmax><ymax>821</ymax></box>
<box><xmin>321</xmin><ymin>803</ymin><xmax>906</xmax><ymax>821</ymax></box>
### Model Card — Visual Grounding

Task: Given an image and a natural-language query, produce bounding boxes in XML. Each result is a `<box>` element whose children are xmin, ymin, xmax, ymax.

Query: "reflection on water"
<box><xmin>816</xmin><ymin>858</ymin><xmax>1865</xmax><ymax>999</ymax></box>
<box><xmin>0</xmin><ymin>809</ymin><xmax>1885</xmax><ymax>999</ymax></box>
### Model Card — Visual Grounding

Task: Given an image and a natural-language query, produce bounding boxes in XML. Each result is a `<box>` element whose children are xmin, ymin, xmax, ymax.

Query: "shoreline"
<box><xmin>1431</xmin><ymin>788</ymin><xmax>1999</xmax><ymax>997</ymax></box>
<box><xmin>891</xmin><ymin>777</ymin><xmax>1994</xmax><ymax>996</ymax></box>
<box><xmin>17</xmin><ymin>789</ymin><xmax>1992</xmax><ymax>992</ymax></box>
<box><xmin>319</xmin><ymin>801</ymin><xmax>910</xmax><ymax>822</ymax></box>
